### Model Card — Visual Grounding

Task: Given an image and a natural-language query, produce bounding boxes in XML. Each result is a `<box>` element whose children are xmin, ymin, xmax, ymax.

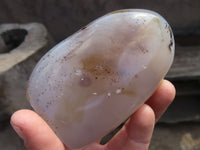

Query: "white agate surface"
<box><xmin>27</xmin><ymin>9</ymin><xmax>175</xmax><ymax>149</ymax></box>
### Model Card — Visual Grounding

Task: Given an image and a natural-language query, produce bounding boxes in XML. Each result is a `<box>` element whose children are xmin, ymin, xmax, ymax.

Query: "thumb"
<box><xmin>10</xmin><ymin>109</ymin><xmax>66</xmax><ymax>150</ymax></box>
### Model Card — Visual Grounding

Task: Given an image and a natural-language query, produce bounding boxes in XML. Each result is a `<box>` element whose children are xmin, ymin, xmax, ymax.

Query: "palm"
<box><xmin>11</xmin><ymin>80</ymin><xmax>175</xmax><ymax>150</ymax></box>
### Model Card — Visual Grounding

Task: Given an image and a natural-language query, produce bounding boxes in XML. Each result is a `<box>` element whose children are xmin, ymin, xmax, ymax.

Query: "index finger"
<box><xmin>145</xmin><ymin>79</ymin><xmax>176</xmax><ymax>121</ymax></box>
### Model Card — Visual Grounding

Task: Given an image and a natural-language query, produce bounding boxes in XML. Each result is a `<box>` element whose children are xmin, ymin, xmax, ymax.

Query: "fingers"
<box><xmin>106</xmin><ymin>104</ymin><xmax>155</xmax><ymax>150</ymax></box>
<box><xmin>146</xmin><ymin>79</ymin><xmax>176</xmax><ymax>121</ymax></box>
<box><xmin>10</xmin><ymin>80</ymin><xmax>175</xmax><ymax>150</ymax></box>
<box><xmin>10</xmin><ymin>109</ymin><xmax>65</xmax><ymax>150</ymax></box>
<box><xmin>105</xmin><ymin>124</ymin><xmax>128</xmax><ymax>150</ymax></box>
<box><xmin>123</xmin><ymin>104</ymin><xmax>155</xmax><ymax>150</ymax></box>
<box><xmin>105</xmin><ymin>79</ymin><xmax>175</xmax><ymax>150</ymax></box>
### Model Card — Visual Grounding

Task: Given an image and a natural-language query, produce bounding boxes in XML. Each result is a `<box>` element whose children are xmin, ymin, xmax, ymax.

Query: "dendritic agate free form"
<box><xmin>27</xmin><ymin>9</ymin><xmax>175</xmax><ymax>149</ymax></box>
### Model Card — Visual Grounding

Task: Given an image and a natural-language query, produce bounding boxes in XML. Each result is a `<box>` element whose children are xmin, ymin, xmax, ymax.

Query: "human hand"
<box><xmin>10</xmin><ymin>79</ymin><xmax>175</xmax><ymax>150</ymax></box>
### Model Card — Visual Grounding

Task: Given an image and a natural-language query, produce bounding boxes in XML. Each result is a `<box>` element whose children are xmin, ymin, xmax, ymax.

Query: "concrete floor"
<box><xmin>150</xmin><ymin>123</ymin><xmax>200</xmax><ymax>150</ymax></box>
<box><xmin>0</xmin><ymin>124</ymin><xmax>25</xmax><ymax>150</ymax></box>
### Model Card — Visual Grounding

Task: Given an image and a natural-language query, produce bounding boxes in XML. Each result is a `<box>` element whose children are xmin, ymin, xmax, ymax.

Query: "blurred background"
<box><xmin>0</xmin><ymin>0</ymin><xmax>200</xmax><ymax>150</ymax></box>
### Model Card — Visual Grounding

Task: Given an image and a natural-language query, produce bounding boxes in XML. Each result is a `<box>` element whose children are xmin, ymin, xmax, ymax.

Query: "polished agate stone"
<box><xmin>27</xmin><ymin>9</ymin><xmax>175</xmax><ymax>149</ymax></box>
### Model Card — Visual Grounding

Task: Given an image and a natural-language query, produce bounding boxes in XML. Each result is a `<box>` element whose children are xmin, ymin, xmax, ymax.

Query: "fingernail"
<box><xmin>11</xmin><ymin>124</ymin><xmax>25</xmax><ymax>140</ymax></box>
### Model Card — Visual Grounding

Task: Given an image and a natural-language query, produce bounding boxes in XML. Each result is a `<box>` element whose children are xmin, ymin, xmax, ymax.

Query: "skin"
<box><xmin>10</xmin><ymin>79</ymin><xmax>175</xmax><ymax>150</ymax></box>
